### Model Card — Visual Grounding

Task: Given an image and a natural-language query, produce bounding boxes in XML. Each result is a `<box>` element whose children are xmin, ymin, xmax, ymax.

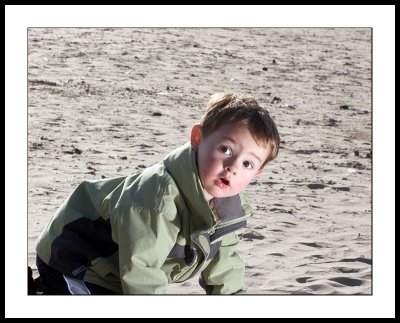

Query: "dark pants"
<box><xmin>36</xmin><ymin>256</ymin><xmax>117</xmax><ymax>295</ymax></box>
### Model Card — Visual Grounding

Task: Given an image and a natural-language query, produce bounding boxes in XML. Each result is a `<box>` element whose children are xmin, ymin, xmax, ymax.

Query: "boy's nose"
<box><xmin>224</xmin><ymin>164</ymin><xmax>237</xmax><ymax>176</ymax></box>
<box><xmin>224</xmin><ymin>156</ymin><xmax>239</xmax><ymax>175</ymax></box>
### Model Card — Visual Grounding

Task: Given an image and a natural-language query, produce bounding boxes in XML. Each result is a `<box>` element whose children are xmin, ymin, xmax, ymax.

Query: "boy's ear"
<box><xmin>190</xmin><ymin>124</ymin><xmax>203</xmax><ymax>150</ymax></box>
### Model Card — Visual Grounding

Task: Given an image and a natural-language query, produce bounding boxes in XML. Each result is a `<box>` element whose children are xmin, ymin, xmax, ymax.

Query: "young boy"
<box><xmin>35</xmin><ymin>92</ymin><xmax>280</xmax><ymax>294</ymax></box>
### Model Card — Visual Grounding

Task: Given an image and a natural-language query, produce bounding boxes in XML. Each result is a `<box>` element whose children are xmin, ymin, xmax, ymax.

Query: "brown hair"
<box><xmin>200</xmin><ymin>93</ymin><xmax>280</xmax><ymax>167</ymax></box>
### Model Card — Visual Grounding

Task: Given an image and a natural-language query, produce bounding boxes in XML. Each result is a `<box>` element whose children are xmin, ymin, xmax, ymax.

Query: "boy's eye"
<box><xmin>220</xmin><ymin>146</ymin><xmax>232</xmax><ymax>156</ymax></box>
<box><xmin>243</xmin><ymin>161</ymin><xmax>254</xmax><ymax>170</ymax></box>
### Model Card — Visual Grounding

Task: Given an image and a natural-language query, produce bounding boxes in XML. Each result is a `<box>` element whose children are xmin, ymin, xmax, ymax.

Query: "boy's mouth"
<box><xmin>214</xmin><ymin>177</ymin><xmax>230</xmax><ymax>188</ymax></box>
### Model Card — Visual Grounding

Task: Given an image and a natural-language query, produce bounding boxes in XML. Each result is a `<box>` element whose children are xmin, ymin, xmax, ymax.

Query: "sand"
<box><xmin>27</xmin><ymin>27</ymin><xmax>371</xmax><ymax>295</ymax></box>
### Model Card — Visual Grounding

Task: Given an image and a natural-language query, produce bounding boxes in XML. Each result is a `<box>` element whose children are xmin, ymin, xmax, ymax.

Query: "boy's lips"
<box><xmin>214</xmin><ymin>177</ymin><xmax>230</xmax><ymax>189</ymax></box>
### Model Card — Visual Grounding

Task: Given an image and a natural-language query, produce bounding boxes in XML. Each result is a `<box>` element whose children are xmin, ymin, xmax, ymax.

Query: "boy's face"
<box><xmin>191</xmin><ymin>123</ymin><xmax>269</xmax><ymax>201</ymax></box>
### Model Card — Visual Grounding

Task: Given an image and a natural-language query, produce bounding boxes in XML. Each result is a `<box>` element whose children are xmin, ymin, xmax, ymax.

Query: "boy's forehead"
<box><xmin>213</xmin><ymin>123</ymin><xmax>269</xmax><ymax>153</ymax></box>
<box><xmin>214</xmin><ymin>123</ymin><xmax>254</xmax><ymax>140</ymax></box>
<box><xmin>216</xmin><ymin>122</ymin><xmax>244</xmax><ymax>132</ymax></box>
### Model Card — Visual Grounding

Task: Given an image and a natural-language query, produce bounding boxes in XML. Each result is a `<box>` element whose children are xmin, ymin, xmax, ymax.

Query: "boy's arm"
<box><xmin>111</xmin><ymin>204</ymin><xmax>181</xmax><ymax>294</ymax></box>
<box><xmin>199</xmin><ymin>232</ymin><xmax>247</xmax><ymax>294</ymax></box>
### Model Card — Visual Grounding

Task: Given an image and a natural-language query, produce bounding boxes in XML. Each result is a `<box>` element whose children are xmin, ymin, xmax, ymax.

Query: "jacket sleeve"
<box><xmin>199</xmin><ymin>232</ymin><xmax>247</xmax><ymax>294</ymax></box>
<box><xmin>111</xmin><ymin>202</ymin><xmax>181</xmax><ymax>294</ymax></box>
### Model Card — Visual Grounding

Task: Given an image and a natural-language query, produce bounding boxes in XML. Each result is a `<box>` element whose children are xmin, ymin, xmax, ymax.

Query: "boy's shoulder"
<box><xmin>116</xmin><ymin>161</ymin><xmax>180</xmax><ymax>211</ymax></box>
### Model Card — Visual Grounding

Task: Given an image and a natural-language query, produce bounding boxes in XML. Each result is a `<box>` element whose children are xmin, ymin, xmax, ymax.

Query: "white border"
<box><xmin>5</xmin><ymin>5</ymin><xmax>395</xmax><ymax>318</ymax></box>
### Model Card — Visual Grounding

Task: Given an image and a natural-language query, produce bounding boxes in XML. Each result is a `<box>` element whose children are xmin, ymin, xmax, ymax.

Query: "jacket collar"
<box><xmin>163</xmin><ymin>142</ymin><xmax>252</xmax><ymax>230</ymax></box>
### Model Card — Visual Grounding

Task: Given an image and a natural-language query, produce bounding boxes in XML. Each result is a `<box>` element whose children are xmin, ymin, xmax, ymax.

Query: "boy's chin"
<box><xmin>206</xmin><ymin>188</ymin><xmax>237</xmax><ymax>199</ymax></box>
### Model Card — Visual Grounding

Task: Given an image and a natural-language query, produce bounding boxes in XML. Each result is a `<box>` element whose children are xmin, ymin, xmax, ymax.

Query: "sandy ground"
<box><xmin>28</xmin><ymin>28</ymin><xmax>371</xmax><ymax>294</ymax></box>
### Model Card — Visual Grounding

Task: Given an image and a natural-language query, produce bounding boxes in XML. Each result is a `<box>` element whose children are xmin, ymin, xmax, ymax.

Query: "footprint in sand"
<box><xmin>329</xmin><ymin>277</ymin><xmax>363</xmax><ymax>287</ymax></box>
<box><xmin>239</xmin><ymin>230</ymin><xmax>265</xmax><ymax>241</ymax></box>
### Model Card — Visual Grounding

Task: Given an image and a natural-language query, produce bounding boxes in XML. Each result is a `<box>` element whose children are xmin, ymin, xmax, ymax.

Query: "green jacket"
<box><xmin>36</xmin><ymin>142</ymin><xmax>253</xmax><ymax>294</ymax></box>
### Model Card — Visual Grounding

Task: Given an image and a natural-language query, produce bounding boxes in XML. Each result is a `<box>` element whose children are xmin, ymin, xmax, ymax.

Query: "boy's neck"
<box><xmin>202</xmin><ymin>188</ymin><xmax>214</xmax><ymax>203</ymax></box>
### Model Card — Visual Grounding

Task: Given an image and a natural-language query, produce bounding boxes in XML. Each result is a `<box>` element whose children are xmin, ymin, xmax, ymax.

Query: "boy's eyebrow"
<box><xmin>222</xmin><ymin>136</ymin><xmax>263</xmax><ymax>163</ymax></box>
<box><xmin>222</xmin><ymin>136</ymin><xmax>240</xmax><ymax>146</ymax></box>
<box><xmin>249</xmin><ymin>151</ymin><xmax>263</xmax><ymax>164</ymax></box>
